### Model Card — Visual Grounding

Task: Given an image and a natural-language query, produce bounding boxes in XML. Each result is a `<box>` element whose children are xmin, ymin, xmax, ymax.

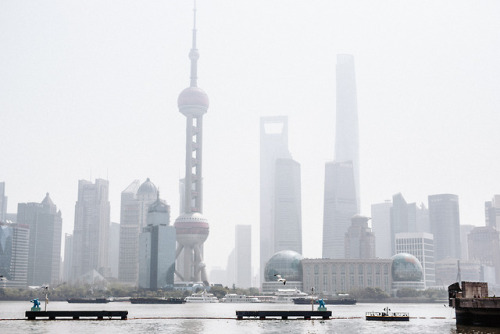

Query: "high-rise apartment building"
<box><xmin>0</xmin><ymin>221</ymin><xmax>29</xmax><ymax>287</ymax></box>
<box><xmin>17</xmin><ymin>193</ymin><xmax>62</xmax><ymax>286</ymax></box>
<box><xmin>235</xmin><ymin>225</ymin><xmax>252</xmax><ymax>288</ymax></box>
<box><xmin>0</xmin><ymin>182</ymin><xmax>7</xmax><ymax>222</ymax></box>
<box><xmin>139</xmin><ymin>196</ymin><xmax>175</xmax><ymax>290</ymax></box>
<box><xmin>71</xmin><ymin>179</ymin><xmax>110</xmax><ymax>282</ymax></box>
<box><xmin>345</xmin><ymin>215</ymin><xmax>375</xmax><ymax>259</ymax></box>
<box><xmin>485</xmin><ymin>195</ymin><xmax>500</xmax><ymax>230</ymax></box>
<box><xmin>371</xmin><ymin>201</ymin><xmax>392</xmax><ymax>258</ymax></box>
<box><xmin>119</xmin><ymin>179</ymin><xmax>158</xmax><ymax>285</ymax></box>
<box><xmin>428</xmin><ymin>194</ymin><xmax>461</xmax><ymax>261</ymax></box>
<box><xmin>260</xmin><ymin>116</ymin><xmax>302</xmax><ymax>281</ymax></box>
<box><xmin>322</xmin><ymin>55</ymin><xmax>360</xmax><ymax>259</ymax></box>
<box><xmin>395</xmin><ymin>232</ymin><xmax>435</xmax><ymax>287</ymax></box>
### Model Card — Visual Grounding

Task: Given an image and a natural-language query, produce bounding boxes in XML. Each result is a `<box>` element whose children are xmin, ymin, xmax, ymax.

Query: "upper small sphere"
<box><xmin>137</xmin><ymin>178</ymin><xmax>158</xmax><ymax>196</ymax></box>
<box><xmin>178</xmin><ymin>86</ymin><xmax>209</xmax><ymax>108</ymax></box>
<box><xmin>391</xmin><ymin>253</ymin><xmax>423</xmax><ymax>282</ymax></box>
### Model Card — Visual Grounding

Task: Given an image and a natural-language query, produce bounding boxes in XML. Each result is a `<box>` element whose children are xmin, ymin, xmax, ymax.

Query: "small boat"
<box><xmin>184</xmin><ymin>290</ymin><xmax>219</xmax><ymax>303</ymax></box>
<box><xmin>366</xmin><ymin>307</ymin><xmax>409</xmax><ymax>321</ymax></box>
<box><xmin>129</xmin><ymin>297</ymin><xmax>185</xmax><ymax>304</ymax></box>
<box><xmin>221</xmin><ymin>294</ymin><xmax>261</xmax><ymax>303</ymax></box>
<box><xmin>67</xmin><ymin>298</ymin><xmax>110</xmax><ymax>303</ymax></box>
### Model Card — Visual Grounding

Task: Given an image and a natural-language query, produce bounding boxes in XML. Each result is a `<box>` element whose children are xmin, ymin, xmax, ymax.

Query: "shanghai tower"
<box><xmin>322</xmin><ymin>54</ymin><xmax>360</xmax><ymax>259</ymax></box>
<box><xmin>174</xmin><ymin>2</ymin><xmax>210</xmax><ymax>285</ymax></box>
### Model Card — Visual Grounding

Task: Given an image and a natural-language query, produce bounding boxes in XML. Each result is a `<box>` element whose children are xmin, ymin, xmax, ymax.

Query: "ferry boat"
<box><xmin>221</xmin><ymin>294</ymin><xmax>261</xmax><ymax>303</ymax></box>
<box><xmin>272</xmin><ymin>288</ymin><xmax>308</xmax><ymax>303</ymax></box>
<box><xmin>129</xmin><ymin>297</ymin><xmax>185</xmax><ymax>304</ymax></box>
<box><xmin>365</xmin><ymin>307</ymin><xmax>409</xmax><ymax>321</ymax></box>
<box><xmin>184</xmin><ymin>290</ymin><xmax>219</xmax><ymax>303</ymax></box>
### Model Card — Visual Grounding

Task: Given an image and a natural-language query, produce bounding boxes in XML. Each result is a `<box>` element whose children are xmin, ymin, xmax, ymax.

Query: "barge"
<box><xmin>129</xmin><ymin>297</ymin><xmax>185</xmax><ymax>304</ymax></box>
<box><xmin>449</xmin><ymin>281</ymin><xmax>500</xmax><ymax>327</ymax></box>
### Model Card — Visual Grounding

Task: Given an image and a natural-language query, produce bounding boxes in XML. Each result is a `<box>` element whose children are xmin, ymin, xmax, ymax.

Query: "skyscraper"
<box><xmin>108</xmin><ymin>222</ymin><xmax>119</xmax><ymax>279</ymax></box>
<box><xmin>485</xmin><ymin>195</ymin><xmax>500</xmax><ymax>230</ymax></box>
<box><xmin>334</xmin><ymin>54</ymin><xmax>360</xmax><ymax>207</ymax></box>
<box><xmin>17</xmin><ymin>193</ymin><xmax>62</xmax><ymax>286</ymax></box>
<box><xmin>0</xmin><ymin>221</ymin><xmax>29</xmax><ymax>287</ymax></box>
<box><xmin>322</xmin><ymin>161</ymin><xmax>357</xmax><ymax>258</ymax></box>
<box><xmin>260</xmin><ymin>116</ymin><xmax>302</xmax><ymax>282</ymax></box>
<box><xmin>395</xmin><ymin>232</ymin><xmax>435</xmax><ymax>287</ymax></box>
<box><xmin>390</xmin><ymin>193</ymin><xmax>409</xmax><ymax>254</ymax></box>
<box><xmin>174</xmin><ymin>3</ymin><xmax>210</xmax><ymax>285</ymax></box>
<box><xmin>118</xmin><ymin>178</ymin><xmax>158</xmax><ymax>285</ymax></box>
<box><xmin>322</xmin><ymin>54</ymin><xmax>360</xmax><ymax>259</ymax></box>
<box><xmin>389</xmin><ymin>193</ymin><xmax>430</xmax><ymax>255</ymax></box>
<box><xmin>274</xmin><ymin>158</ymin><xmax>302</xmax><ymax>254</ymax></box>
<box><xmin>468</xmin><ymin>226</ymin><xmax>500</xmax><ymax>284</ymax></box>
<box><xmin>344</xmin><ymin>215</ymin><xmax>375</xmax><ymax>259</ymax></box>
<box><xmin>235</xmin><ymin>225</ymin><xmax>252</xmax><ymax>288</ymax></box>
<box><xmin>0</xmin><ymin>182</ymin><xmax>7</xmax><ymax>222</ymax></box>
<box><xmin>371</xmin><ymin>201</ymin><xmax>392</xmax><ymax>258</ymax></box>
<box><xmin>139</xmin><ymin>195</ymin><xmax>175</xmax><ymax>290</ymax></box>
<box><xmin>410</xmin><ymin>202</ymin><xmax>430</xmax><ymax>234</ymax></box>
<box><xmin>71</xmin><ymin>179</ymin><xmax>110</xmax><ymax>281</ymax></box>
<box><xmin>428</xmin><ymin>194</ymin><xmax>461</xmax><ymax>261</ymax></box>
<box><xmin>460</xmin><ymin>224</ymin><xmax>475</xmax><ymax>261</ymax></box>
<box><xmin>62</xmin><ymin>233</ymin><xmax>73</xmax><ymax>282</ymax></box>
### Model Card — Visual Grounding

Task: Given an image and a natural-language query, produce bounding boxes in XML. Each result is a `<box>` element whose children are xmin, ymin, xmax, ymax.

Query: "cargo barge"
<box><xmin>449</xmin><ymin>281</ymin><xmax>500</xmax><ymax>327</ymax></box>
<box><xmin>129</xmin><ymin>297</ymin><xmax>185</xmax><ymax>304</ymax></box>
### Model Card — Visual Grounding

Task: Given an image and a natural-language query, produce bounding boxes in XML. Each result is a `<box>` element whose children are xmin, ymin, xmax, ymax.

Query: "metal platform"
<box><xmin>236</xmin><ymin>310</ymin><xmax>331</xmax><ymax>320</ymax></box>
<box><xmin>25</xmin><ymin>310</ymin><xmax>128</xmax><ymax>320</ymax></box>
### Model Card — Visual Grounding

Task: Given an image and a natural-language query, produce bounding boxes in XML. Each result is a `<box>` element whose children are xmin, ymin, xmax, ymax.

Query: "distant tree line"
<box><xmin>347</xmin><ymin>287</ymin><xmax>447</xmax><ymax>301</ymax></box>
<box><xmin>0</xmin><ymin>283</ymin><xmax>261</xmax><ymax>301</ymax></box>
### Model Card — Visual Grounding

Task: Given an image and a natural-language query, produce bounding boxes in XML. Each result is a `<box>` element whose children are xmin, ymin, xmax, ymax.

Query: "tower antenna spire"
<box><xmin>189</xmin><ymin>0</ymin><xmax>199</xmax><ymax>87</ymax></box>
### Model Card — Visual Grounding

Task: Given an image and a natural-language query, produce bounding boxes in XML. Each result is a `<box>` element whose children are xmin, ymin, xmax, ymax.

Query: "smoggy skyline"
<box><xmin>1</xmin><ymin>1</ymin><xmax>500</xmax><ymax>273</ymax></box>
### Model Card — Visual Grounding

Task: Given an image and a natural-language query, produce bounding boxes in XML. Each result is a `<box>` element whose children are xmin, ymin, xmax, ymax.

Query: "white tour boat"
<box><xmin>220</xmin><ymin>294</ymin><xmax>261</xmax><ymax>303</ymax></box>
<box><xmin>184</xmin><ymin>290</ymin><xmax>219</xmax><ymax>303</ymax></box>
<box><xmin>272</xmin><ymin>288</ymin><xmax>308</xmax><ymax>303</ymax></box>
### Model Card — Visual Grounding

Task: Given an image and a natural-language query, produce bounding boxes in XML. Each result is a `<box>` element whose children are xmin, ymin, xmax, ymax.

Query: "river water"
<box><xmin>0</xmin><ymin>301</ymin><xmax>498</xmax><ymax>333</ymax></box>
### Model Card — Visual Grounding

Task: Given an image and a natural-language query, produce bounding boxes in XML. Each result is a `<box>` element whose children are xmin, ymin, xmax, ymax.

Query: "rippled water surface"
<box><xmin>1</xmin><ymin>301</ymin><xmax>498</xmax><ymax>333</ymax></box>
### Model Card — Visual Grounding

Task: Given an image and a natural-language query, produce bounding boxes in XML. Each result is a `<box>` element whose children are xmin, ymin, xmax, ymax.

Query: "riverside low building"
<box><xmin>301</xmin><ymin>258</ymin><xmax>393</xmax><ymax>295</ymax></box>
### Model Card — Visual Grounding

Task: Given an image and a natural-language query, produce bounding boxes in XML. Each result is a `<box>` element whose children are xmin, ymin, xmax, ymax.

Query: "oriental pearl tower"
<box><xmin>174</xmin><ymin>1</ymin><xmax>210</xmax><ymax>285</ymax></box>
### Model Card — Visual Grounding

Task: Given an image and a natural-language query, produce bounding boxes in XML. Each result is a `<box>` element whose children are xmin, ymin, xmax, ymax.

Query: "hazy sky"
<box><xmin>1</xmin><ymin>1</ymin><xmax>500</xmax><ymax>275</ymax></box>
